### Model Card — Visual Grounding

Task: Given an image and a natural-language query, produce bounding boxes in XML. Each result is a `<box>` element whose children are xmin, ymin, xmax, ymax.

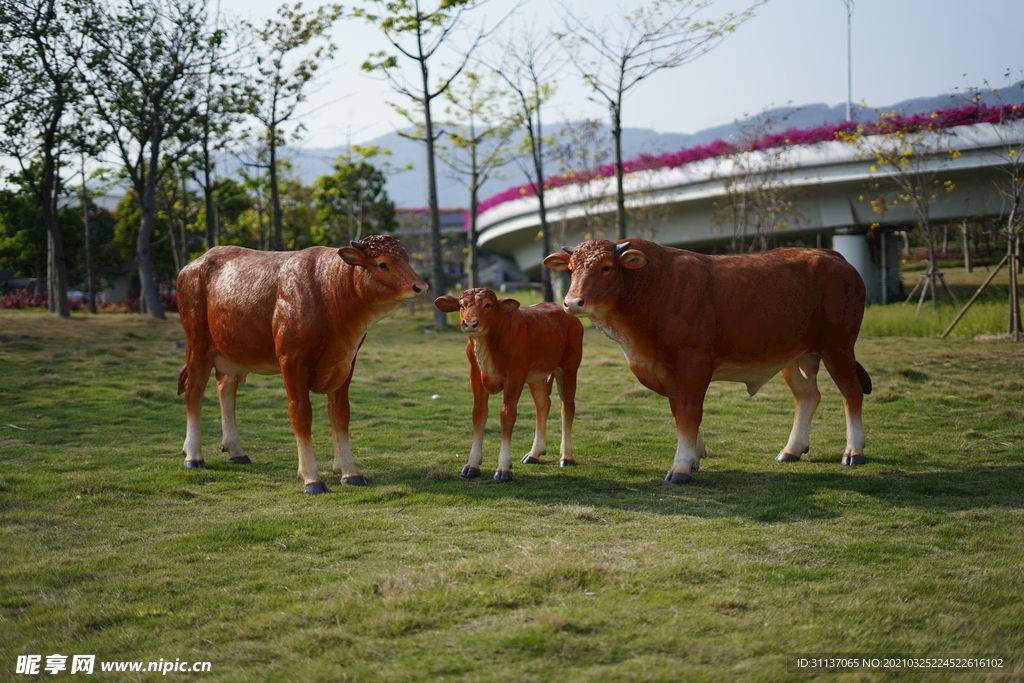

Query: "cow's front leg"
<box><xmin>281</xmin><ymin>358</ymin><xmax>328</xmax><ymax>495</ymax></box>
<box><xmin>217</xmin><ymin>372</ymin><xmax>251</xmax><ymax>464</ymax></box>
<box><xmin>462</xmin><ymin>363</ymin><xmax>488</xmax><ymax>479</ymax></box>
<box><xmin>666</xmin><ymin>360</ymin><xmax>711</xmax><ymax>484</ymax></box>
<box><xmin>555</xmin><ymin>367</ymin><xmax>578</xmax><ymax>467</ymax></box>
<box><xmin>521</xmin><ymin>379</ymin><xmax>551</xmax><ymax>464</ymax></box>
<box><xmin>495</xmin><ymin>379</ymin><xmax>525</xmax><ymax>482</ymax></box>
<box><xmin>328</xmin><ymin>375</ymin><xmax>367</xmax><ymax>487</ymax></box>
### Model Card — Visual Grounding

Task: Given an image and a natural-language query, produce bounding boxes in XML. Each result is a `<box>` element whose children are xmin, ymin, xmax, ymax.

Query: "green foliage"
<box><xmin>314</xmin><ymin>153</ymin><xmax>397</xmax><ymax>244</ymax></box>
<box><xmin>1</xmin><ymin>307</ymin><xmax>1023</xmax><ymax>680</ymax></box>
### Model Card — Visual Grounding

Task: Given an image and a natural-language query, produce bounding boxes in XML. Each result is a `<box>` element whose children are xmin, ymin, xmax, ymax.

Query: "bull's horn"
<box><xmin>614</xmin><ymin>241</ymin><xmax>631</xmax><ymax>255</ymax></box>
<box><xmin>561</xmin><ymin>245</ymin><xmax>575</xmax><ymax>255</ymax></box>
<box><xmin>351</xmin><ymin>240</ymin><xmax>366</xmax><ymax>251</ymax></box>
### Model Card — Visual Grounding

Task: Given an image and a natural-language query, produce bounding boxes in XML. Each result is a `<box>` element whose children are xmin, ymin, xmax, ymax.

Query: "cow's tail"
<box><xmin>177</xmin><ymin>365</ymin><xmax>188</xmax><ymax>396</ymax></box>
<box><xmin>856</xmin><ymin>361</ymin><xmax>872</xmax><ymax>395</ymax></box>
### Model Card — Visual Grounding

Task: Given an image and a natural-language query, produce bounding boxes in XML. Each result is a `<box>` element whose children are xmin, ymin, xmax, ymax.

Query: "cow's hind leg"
<box><xmin>217</xmin><ymin>372</ymin><xmax>251</xmax><ymax>464</ymax></box>
<box><xmin>822</xmin><ymin>351</ymin><xmax>867</xmax><ymax>465</ymax></box>
<box><xmin>521</xmin><ymin>379</ymin><xmax>551</xmax><ymax>465</ymax></box>
<box><xmin>180</xmin><ymin>355</ymin><xmax>213</xmax><ymax>469</ymax></box>
<box><xmin>777</xmin><ymin>355</ymin><xmax>822</xmax><ymax>463</ymax></box>
<box><xmin>554</xmin><ymin>367</ymin><xmax>578</xmax><ymax>467</ymax></box>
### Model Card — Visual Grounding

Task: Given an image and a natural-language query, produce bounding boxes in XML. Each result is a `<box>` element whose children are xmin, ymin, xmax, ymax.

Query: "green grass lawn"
<box><xmin>1</xmin><ymin>304</ymin><xmax>1023</xmax><ymax>682</ymax></box>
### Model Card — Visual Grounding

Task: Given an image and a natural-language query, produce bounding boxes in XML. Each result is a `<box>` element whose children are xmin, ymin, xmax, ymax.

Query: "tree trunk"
<box><xmin>138</xmin><ymin>142</ymin><xmax>166</xmax><ymax>320</ymax></box>
<box><xmin>41</xmin><ymin>149</ymin><xmax>69</xmax><ymax>317</ymax></box>
<box><xmin>269</xmin><ymin>126</ymin><xmax>284</xmax><ymax>251</ymax></box>
<box><xmin>203</xmin><ymin>133</ymin><xmax>217</xmax><ymax>250</ymax></box>
<box><xmin>421</xmin><ymin>74</ymin><xmax>447</xmax><ymax>328</ymax></box>
<box><xmin>612</xmin><ymin>101</ymin><xmax>626</xmax><ymax>241</ymax></box>
<box><xmin>468</xmin><ymin>181</ymin><xmax>479</xmax><ymax>290</ymax></box>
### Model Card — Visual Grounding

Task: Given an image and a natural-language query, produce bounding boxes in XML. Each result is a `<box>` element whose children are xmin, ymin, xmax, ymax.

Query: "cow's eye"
<box><xmin>484</xmin><ymin>303</ymin><xmax>491</xmax><ymax>308</ymax></box>
<box><xmin>602</xmin><ymin>265</ymin><xmax>612</xmax><ymax>273</ymax></box>
<box><xmin>377</xmin><ymin>262</ymin><xmax>388</xmax><ymax>270</ymax></box>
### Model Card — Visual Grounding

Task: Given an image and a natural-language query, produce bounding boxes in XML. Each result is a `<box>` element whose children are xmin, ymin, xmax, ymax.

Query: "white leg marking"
<box><xmin>296</xmin><ymin>437</ymin><xmax>320</xmax><ymax>485</ymax></box>
<box><xmin>497</xmin><ymin>438</ymin><xmax>513</xmax><ymax>473</ymax></box>
<box><xmin>331</xmin><ymin>430</ymin><xmax>358</xmax><ymax>478</ymax></box>
<box><xmin>217</xmin><ymin>375</ymin><xmax>246</xmax><ymax>459</ymax></box>
<box><xmin>671</xmin><ymin>429</ymin><xmax>700</xmax><ymax>475</ymax></box>
<box><xmin>183</xmin><ymin>413</ymin><xmax>203</xmax><ymax>462</ymax></box>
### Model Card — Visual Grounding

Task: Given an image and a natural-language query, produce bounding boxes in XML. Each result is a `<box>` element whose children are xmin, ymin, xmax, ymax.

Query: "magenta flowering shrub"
<box><xmin>470</xmin><ymin>103</ymin><xmax>1024</xmax><ymax>223</ymax></box>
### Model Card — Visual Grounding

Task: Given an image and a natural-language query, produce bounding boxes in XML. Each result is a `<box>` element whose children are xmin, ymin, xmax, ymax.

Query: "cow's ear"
<box><xmin>497</xmin><ymin>298</ymin><xmax>520</xmax><ymax>313</ymax></box>
<box><xmin>543</xmin><ymin>253</ymin><xmax>571</xmax><ymax>272</ymax></box>
<box><xmin>618</xmin><ymin>249</ymin><xmax>648</xmax><ymax>269</ymax></box>
<box><xmin>434</xmin><ymin>296</ymin><xmax>460</xmax><ymax>313</ymax></box>
<box><xmin>338</xmin><ymin>246</ymin><xmax>368</xmax><ymax>266</ymax></box>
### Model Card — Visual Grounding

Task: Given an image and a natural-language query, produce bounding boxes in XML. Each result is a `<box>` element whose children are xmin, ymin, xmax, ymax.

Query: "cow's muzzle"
<box><xmin>563</xmin><ymin>297</ymin><xmax>589</xmax><ymax>317</ymax></box>
<box><xmin>401</xmin><ymin>283</ymin><xmax>429</xmax><ymax>300</ymax></box>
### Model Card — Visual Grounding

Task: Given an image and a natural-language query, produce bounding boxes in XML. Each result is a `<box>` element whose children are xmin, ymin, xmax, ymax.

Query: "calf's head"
<box><xmin>543</xmin><ymin>239</ymin><xmax>648</xmax><ymax>317</ymax></box>
<box><xmin>434</xmin><ymin>288</ymin><xmax>520</xmax><ymax>337</ymax></box>
<box><xmin>338</xmin><ymin>235</ymin><xmax>428</xmax><ymax>305</ymax></box>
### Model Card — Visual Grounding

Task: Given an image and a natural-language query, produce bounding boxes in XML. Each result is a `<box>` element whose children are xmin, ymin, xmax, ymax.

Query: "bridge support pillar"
<box><xmin>832</xmin><ymin>228</ymin><xmax>902</xmax><ymax>305</ymax></box>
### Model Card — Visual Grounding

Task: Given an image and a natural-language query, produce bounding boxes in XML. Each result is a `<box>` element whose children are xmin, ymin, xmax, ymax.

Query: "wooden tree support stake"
<box><xmin>940</xmin><ymin>253</ymin><xmax>1009</xmax><ymax>338</ymax></box>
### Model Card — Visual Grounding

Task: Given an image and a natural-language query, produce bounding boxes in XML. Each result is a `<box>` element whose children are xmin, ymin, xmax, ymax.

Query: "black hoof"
<box><xmin>521</xmin><ymin>455</ymin><xmax>540</xmax><ymax>464</ymax></box>
<box><xmin>304</xmin><ymin>481</ymin><xmax>331</xmax><ymax>495</ymax></box>
<box><xmin>493</xmin><ymin>470</ymin><xmax>512</xmax><ymax>483</ymax></box>
<box><xmin>184</xmin><ymin>459</ymin><xmax>206</xmax><ymax>469</ymax></box>
<box><xmin>228</xmin><ymin>455</ymin><xmax>252</xmax><ymax>464</ymax></box>
<box><xmin>342</xmin><ymin>475</ymin><xmax>368</xmax><ymax>486</ymax></box>
<box><xmin>776</xmin><ymin>452</ymin><xmax>801</xmax><ymax>463</ymax></box>
<box><xmin>842</xmin><ymin>455</ymin><xmax>867</xmax><ymax>466</ymax></box>
<box><xmin>665</xmin><ymin>472</ymin><xmax>692</xmax><ymax>484</ymax></box>
<box><xmin>559</xmin><ymin>458</ymin><xmax>577</xmax><ymax>467</ymax></box>
<box><xmin>461</xmin><ymin>466</ymin><xmax>480</xmax><ymax>479</ymax></box>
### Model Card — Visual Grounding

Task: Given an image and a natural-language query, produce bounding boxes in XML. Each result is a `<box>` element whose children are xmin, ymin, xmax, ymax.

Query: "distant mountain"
<box><xmin>270</xmin><ymin>83</ymin><xmax>1022</xmax><ymax>210</ymax></box>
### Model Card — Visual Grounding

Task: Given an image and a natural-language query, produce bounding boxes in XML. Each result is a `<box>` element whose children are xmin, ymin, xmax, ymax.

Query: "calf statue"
<box><xmin>435</xmin><ymin>288</ymin><xmax>584</xmax><ymax>482</ymax></box>
<box><xmin>177</xmin><ymin>235</ymin><xmax>428</xmax><ymax>494</ymax></box>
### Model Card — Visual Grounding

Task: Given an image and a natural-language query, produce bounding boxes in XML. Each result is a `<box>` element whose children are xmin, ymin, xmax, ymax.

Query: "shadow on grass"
<box><xmin>327</xmin><ymin>462</ymin><xmax>1024</xmax><ymax>524</ymax></box>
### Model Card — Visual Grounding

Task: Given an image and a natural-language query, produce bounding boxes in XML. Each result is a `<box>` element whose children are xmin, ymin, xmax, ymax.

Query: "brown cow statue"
<box><xmin>544</xmin><ymin>239</ymin><xmax>872</xmax><ymax>484</ymax></box>
<box><xmin>177</xmin><ymin>235</ymin><xmax>428</xmax><ymax>494</ymax></box>
<box><xmin>435</xmin><ymin>288</ymin><xmax>584</xmax><ymax>482</ymax></box>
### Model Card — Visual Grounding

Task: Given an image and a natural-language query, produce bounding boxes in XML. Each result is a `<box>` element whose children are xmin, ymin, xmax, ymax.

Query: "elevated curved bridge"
<box><xmin>476</xmin><ymin>122</ymin><xmax>1023</xmax><ymax>303</ymax></box>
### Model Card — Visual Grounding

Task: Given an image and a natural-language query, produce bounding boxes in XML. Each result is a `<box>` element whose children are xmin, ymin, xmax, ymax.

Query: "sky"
<box><xmin>215</xmin><ymin>0</ymin><xmax>1024</xmax><ymax>150</ymax></box>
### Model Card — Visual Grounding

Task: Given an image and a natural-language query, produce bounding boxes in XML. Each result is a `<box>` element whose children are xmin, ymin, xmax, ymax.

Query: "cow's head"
<box><xmin>434</xmin><ymin>288</ymin><xmax>519</xmax><ymax>337</ymax></box>
<box><xmin>338</xmin><ymin>235</ymin><xmax>428</xmax><ymax>305</ymax></box>
<box><xmin>543</xmin><ymin>239</ymin><xmax>648</xmax><ymax>317</ymax></box>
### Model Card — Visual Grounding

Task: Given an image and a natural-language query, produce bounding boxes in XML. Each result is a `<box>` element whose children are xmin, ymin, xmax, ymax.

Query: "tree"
<box><xmin>942</xmin><ymin>81</ymin><xmax>1024</xmax><ymax>340</ymax></box>
<box><xmin>550</xmin><ymin>118</ymin><xmax>612</xmax><ymax>243</ymax></box>
<box><xmin>437</xmin><ymin>71</ymin><xmax>518</xmax><ymax>288</ymax></box>
<box><xmin>557</xmin><ymin>0</ymin><xmax>763</xmax><ymax>239</ymax></box>
<box><xmin>711</xmin><ymin>107</ymin><xmax>804</xmax><ymax>252</ymax></box>
<box><xmin>487</xmin><ymin>24</ymin><xmax>562</xmax><ymax>303</ymax></box>
<box><xmin>314</xmin><ymin>148</ymin><xmax>399</xmax><ymax>244</ymax></box>
<box><xmin>355</xmin><ymin>0</ymin><xmax>494</xmax><ymax>327</ymax></box>
<box><xmin>840</xmin><ymin>112</ymin><xmax>959</xmax><ymax>313</ymax></box>
<box><xmin>82</xmin><ymin>0</ymin><xmax>234</xmax><ymax>319</ymax></box>
<box><xmin>244</xmin><ymin>2</ymin><xmax>343</xmax><ymax>251</ymax></box>
<box><xmin>0</xmin><ymin>0</ymin><xmax>91</xmax><ymax>316</ymax></box>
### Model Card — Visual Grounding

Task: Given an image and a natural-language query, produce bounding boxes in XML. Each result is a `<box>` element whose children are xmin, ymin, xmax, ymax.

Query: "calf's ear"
<box><xmin>497</xmin><ymin>298</ymin><xmax>520</xmax><ymax>313</ymax></box>
<box><xmin>618</xmin><ymin>249</ymin><xmax>648</xmax><ymax>270</ymax></box>
<box><xmin>338</xmin><ymin>245</ymin><xmax>368</xmax><ymax>266</ymax></box>
<box><xmin>543</xmin><ymin>253</ymin><xmax>570</xmax><ymax>271</ymax></box>
<box><xmin>434</xmin><ymin>295</ymin><xmax>460</xmax><ymax>313</ymax></box>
